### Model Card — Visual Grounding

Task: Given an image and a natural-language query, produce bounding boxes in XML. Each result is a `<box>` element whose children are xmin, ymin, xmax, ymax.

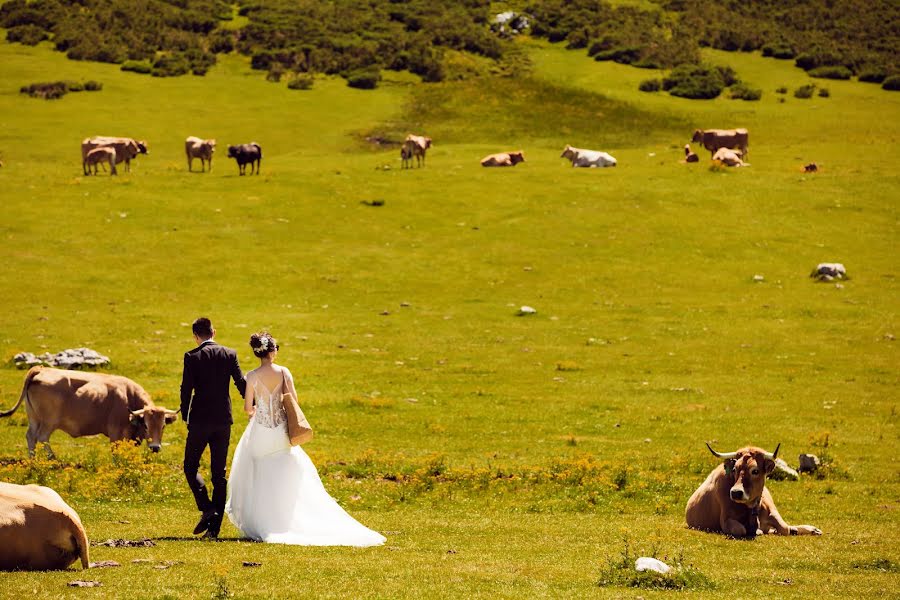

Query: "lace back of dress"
<box><xmin>253</xmin><ymin>377</ymin><xmax>287</xmax><ymax>429</ymax></box>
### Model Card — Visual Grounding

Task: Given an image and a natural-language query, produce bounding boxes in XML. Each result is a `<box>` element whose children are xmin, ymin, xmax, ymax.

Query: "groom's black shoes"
<box><xmin>203</xmin><ymin>515</ymin><xmax>222</xmax><ymax>540</ymax></box>
<box><xmin>194</xmin><ymin>509</ymin><xmax>218</xmax><ymax>535</ymax></box>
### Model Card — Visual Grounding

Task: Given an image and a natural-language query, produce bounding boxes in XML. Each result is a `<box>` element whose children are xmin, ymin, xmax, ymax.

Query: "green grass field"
<box><xmin>0</xmin><ymin>37</ymin><xmax>898</xmax><ymax>598</ymax></box>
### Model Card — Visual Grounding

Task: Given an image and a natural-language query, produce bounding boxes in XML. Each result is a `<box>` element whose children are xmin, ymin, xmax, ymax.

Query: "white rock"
<box><xmin>517</xmin><ymin>306</ymin><xmax>537</xmax><ymax>316</ymax></box>
<box><xmin>635</xmin><ymin>557</ymin><xmax>671</xmax><ymax>574</ymax></box>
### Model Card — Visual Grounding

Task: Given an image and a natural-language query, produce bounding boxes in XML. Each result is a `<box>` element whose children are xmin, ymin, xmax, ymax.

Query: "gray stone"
<box><xmin>798</xmin><ymin>454</ymin><xmax>821</xmax><ymax>473</ymax></box>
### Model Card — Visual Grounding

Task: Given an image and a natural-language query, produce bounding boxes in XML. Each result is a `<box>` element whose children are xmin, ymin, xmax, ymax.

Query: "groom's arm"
<box><xmin>180</xmin><ymin>353</ymin><xmax>194</xmax><ymax>422</ymax></box>
<box><xmin>230</xmin><ymin>351</ymin><xmax>247</xmax><ymax>398</ymax></box>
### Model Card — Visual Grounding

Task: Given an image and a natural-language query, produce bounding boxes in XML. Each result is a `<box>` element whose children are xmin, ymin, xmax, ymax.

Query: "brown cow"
<box><xmin>480</xmin><ymin>151</ymin><xmax>525</xmax><ymax>167</ymax></box>
<box><xmin>685</xmin><ymin>443</ymin><xmax>822</xmax><ymax>537</ymax></box>
<box><xmin>185</xmin><ymin>136</ymin><xmax>216</xmax><ymax>172</ymax></box>
<box><xmin>0</xmin><ymin>482</ymin><xmax>89</xmax><ymax>571</ymax></box>
<box><xmin>691</xmin><ymin>128</ymin><xmax>749</xmax><ymax>159</ymax></box>
<box><xmin>81</xmin><ymin>136</ymin><xmax>148</xmax><ymax>175</ymax></box>
<box><xmin>402</xmin><ymin>134</ymin><xmax>432</xmax><ymax>168</ymax></box>
<box><xmin>0</xmin><ymin>366</ymin><xmax>178</xmax><ymax>456</ymax></box>
<box><xmin>712</xmin><ymin>147</ymin><xmax>746</xmax><ymax>167</ymax></box>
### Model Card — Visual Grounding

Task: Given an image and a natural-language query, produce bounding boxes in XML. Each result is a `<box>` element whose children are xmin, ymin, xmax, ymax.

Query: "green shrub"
<box><xmin>6</xmin><ymin>24</ymin><xmax>48</xmax><ymax>45</ymax></box>
<box><xmin>151</xmin><ymin>53</ymin><xmax>190</xmax><ymax>77</ymax></box>
<box><xmin>729</xmin><ymin>83</ymin><xmax>762</xmax><ymax>101</ymax></box>
<box><xmin>20</xmin><ymin>81</ymin><xmax>69</xmax><ymax>100</ymax></box>
<box><xmin>818</xmin><ymin>87</ymin><xmax>830</xmax><ymax>97</ymax></box>
<box><xmin>346</xmin><ymin>68</ymin><xmax>381</xmax><ymax>89</ymax></box>
<box><xmin>287</xmin><ymin>73</ymin><xmax>315</xmax><ymax>90</ymax></box>
<box><xmin>881</xmin><ymin>75</ymin><xmax>900</xmax><ymax>91</ymax></box>
<box><xmin>715</xmin><ymin>65</ymin><xmax>739</xmax><ymax>87</ymax></box>
<box><xmin>809</xmin><ymin>65</ymin><xmax>852</xmax><ymax>80</ymax></box>
<box><xmin>638</xmin><ymin>78</ymin><xmax>661</xmax><ymax>92</ymax></box>
<box><xmin>121</xmin><ymin>60</ymin><xmax>152</xmax><ymax>74</ymax></box>
<box><xmin>663</xmin><ymin>64</ymin><xmax>726</xmax><ymax>99</ymax></box>
<box><xmin>858</xmin><ymin>69</ymin><xmax>887</xmax><ymax>83</ymax></box>
<box><xmin>776</xmin><ymin>86</ymin><xmax>788</xmax><ymax>94</ymax></box>
<box><xmin>65</xmin><ymin>80</ymin><xmax>84</xmax><ymax>92</ymax></box>
<box><xmin>84</xmin><ymin>80</ymin><xmax>102</xmax><ymax>91</ymax></box>
<box><xmin>762</xmin><ymin>42</ymin><xmax>795</xmax><ymax>59</ymax></box>
<box><xmin>794</xmin><ymin>84</ymin><xmax>817</xmax><ymax>98</ymax></box>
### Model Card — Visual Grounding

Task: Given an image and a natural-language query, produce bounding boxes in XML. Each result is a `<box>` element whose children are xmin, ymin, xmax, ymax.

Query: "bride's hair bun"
<box><xmin>250</xmin><ymin>331</ymin><xmax>277</xmax><ymax>358</ymax></box>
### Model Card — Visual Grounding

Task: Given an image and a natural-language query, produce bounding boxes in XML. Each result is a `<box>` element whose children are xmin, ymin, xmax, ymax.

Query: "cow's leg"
<box><xmin>26</xmin><ymin>422</ymin><xmax>38</xmax><ymax>456</ymax></box>
<box><xmin>759</xmin><ymin>501</ymin><xmax>822</xmax><ymax>536</ymax></box>
<box><xmin>255</xmin><ymin>159</ymin><xmax>260</xmax><ymax>175</ymax></box>
<box><xmin>722</xmin><ymin>516</ymin><xmax>748</xmax><ymax>537</ymax></box>
<box><xmin>29</xmin><ymin>424</ymin><xmax>54</xmax><ymax>458</ymax></box>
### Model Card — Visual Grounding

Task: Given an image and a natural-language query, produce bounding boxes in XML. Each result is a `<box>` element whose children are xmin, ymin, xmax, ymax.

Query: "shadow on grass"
<box><xmin>153</xmin><ymin>536</ymin><xmax>259</xmax><ymax>543</ymax></box>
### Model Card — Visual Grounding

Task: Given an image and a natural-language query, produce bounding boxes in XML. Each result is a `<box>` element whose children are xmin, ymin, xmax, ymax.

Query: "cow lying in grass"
<box><xmin>0</xmin><ymin>482</ymin><xmax>89</xmax><ymax>571</ymax></box>
<box><xmin>686</xmin><ymin>443</ymin><xmax>822</xmax><ymax>537</ymax></box>
<box><xmin>560</xmin><ymin>145</ymin><xmax>616</xmax><ymax>167</ymax></box>
<box><xmin>481</xmin><ymin>151</ymin><xmax>525</xmax><ymax>167</ymax></box>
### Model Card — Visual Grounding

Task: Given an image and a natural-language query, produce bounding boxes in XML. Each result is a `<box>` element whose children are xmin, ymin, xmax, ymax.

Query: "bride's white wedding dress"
<box><xmin>225</xmin><ymin>368</ymin><xmax>385</xmax><ymax>546</ymax></box>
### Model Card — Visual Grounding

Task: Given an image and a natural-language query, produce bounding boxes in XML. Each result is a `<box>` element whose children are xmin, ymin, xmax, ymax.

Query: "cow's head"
<box><xmin>560</xmin><ymin>145</ymin><xmax>575</xmax><ymax>160</ymax></box>
<box><xmin>691</xmin><ymin>129</ymin><xmax>704</xmax><ymax>143</ymax></box>
<box><xmin>707</xmin><ymin>443</ymin><xmax>779</xmax><ymax>505</ymax></box>
<box><xmin>130</xmin><ymin>407</ymin><xmax>179</xmax><ymax>452</ymax></box>
<box><xmin>227</xmin><ymin>145</ymin><xmax>238</xmax><ymax>158</ymax></box>
<box><xmin>136</xmin><ymin>141</ymin><xmax>149</xmax><ymax>154</ymax></box>
<box><xmin>423</xmin><ymin>137</ymin><xmax>432</xmax><ymax>149</ymax></box>
<box><xmin>205</xmin><ymin>139</ymin><xmax>216</xmax><ymax>153</ymax></box>
<box><xmin>510</xmin><ymin>151</ymin><xmax>525</xmax><ymax>165</ymax></box>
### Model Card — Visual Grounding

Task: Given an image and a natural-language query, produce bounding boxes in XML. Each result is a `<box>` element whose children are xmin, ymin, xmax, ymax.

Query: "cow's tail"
<box><xmin>252</xmin><ymin>142</ymin><xmax>262</xmax><ymax>159</ymax></box>
<box><xmin>0</xmin><ymin>365</ymin><xmax>41</xmax><ymax>417</ymax></box>
<box><xmin>72</xmin><ymin>519</ymin><xmax>90</xmax><ymax>569</ymax></box>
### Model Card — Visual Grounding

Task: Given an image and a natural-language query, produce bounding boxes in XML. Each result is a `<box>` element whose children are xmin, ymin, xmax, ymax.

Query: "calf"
<box><xmin>227</xmin><ymin>142</ymin><xmax>262</xmax><ymax>175</ymax></box>
<box><xmin>0</xmin><ymin>482</ymin><xmax>89</xmax><ymax>571</ymax></box>
<box><xmin>685</xmin><ymin>443</ymin><xmax>822</xmax><ymax>537</ymax></box>
<box><xmin>684</xmin><ymin>144</ymin><xmax>699</xmax><ymax>163</ymax></box>
<box><xmin>84</xmin><ymin>146</ymin><xmax>117</xmax><ymax>175</ymax></box>
<box><xmin>481</xmin><ymin>151</ymin><xmax>525</xmax><ymax>167</ymax></box>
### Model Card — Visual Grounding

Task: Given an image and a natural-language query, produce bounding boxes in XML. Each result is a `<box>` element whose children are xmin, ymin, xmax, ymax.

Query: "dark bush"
<box><xmin>6</xmin><ymin>24</ymin><xmax>48</xmax><ymax>45</ymax></box>
<box><xmin>209</xmin><ymin>30</ymin><xmax>234</xmax><ymax>54</ymax></box>
<box><xmin>762</xmin><ymin>42</ymin><xmax>795</xmax><ymax>59</ymax></box>
<box><xmin>809</xmin><ymin>65</ymin><xmax>852</xmax><ymax>80</ymax></box>
<box><xmin>84</xmin><ymin>80</ymin><xmax>102</xmax><ymax>91</ymax></box>
<box><xmin>858</xmin><ymin>69</ymin><xmax>887</xmax><ymax>83</ymax></box>
<box><xmin>818</xmin><ymin>87</ymin><xmax>830</xmax><ymax>97</ymax></box>
<box><xmin>121</xmin><ymin>60</ymin><xmax>152</xmax><ymax>74</ymax></box>
<box><xmin>20</xmin><ymin>81</ymin><xmax>69</xmax><ymax>99</ymax></box>
<box><xmin>346</xmin><ymin>68</ymin><xmax>381</xmax><ymax>89</ymax></box>
<box><xmin>663</xmin><ymin>64</ymin><xmax>725</xmax><ymax>99</ymax></box>
<box><xmin>66</xmin><ymin>81</ymin><xmax>84</xmax><ymax>92</ymax></box>
<box><xmin>152</xmin><ymin>53</ymin><xmax>190</xmax><ymax>77</ymax></box>
<box><xmin>795</xmin><ymin>48</ymin><xmax>844</xmax><ymax>72</ymax></box>
<box><xmin>715</xmin><ymin>65</ymin><xmax>739</xmax><ymax>86</ymax></box>
<box><xmin>594</xmin><ymin>46</ymin><xmax>642</xmax><ymax>65</ymax></box>
<box><xmin>729</xmin><ymin>83</ymin><xmax>761</xmax><ymax>100</ymax></box>
<box><xmin>882</xmin><ymin>75</ymin><xmax>900</xmax><ymax>91</ymax></box>
<box><xmin>287</xmin><ymin>73</ymin><xmax>314</xmax><ymax>90</ymax></box>
<box><xmin>794</xmin><ymin>84</ymin><xmax>816</xmax><ymax>98</ymax></box>
<box><xmin>266</xmin><ymin>64</ymin><xmax>284</xmax><ymax>82</ymax></box>
<box><xmin>638</xmin><ymin>78</ymin><xmax>661</xmax><ymax>92</ymax></box>
<box><xmin>775</xmin><ymin>86</ymin><xmax>788</xmax><ymax>94</ymax></box>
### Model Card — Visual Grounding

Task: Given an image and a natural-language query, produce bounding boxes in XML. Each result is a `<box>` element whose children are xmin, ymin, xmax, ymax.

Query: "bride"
<box><xmin>225</xmin><ymin>332</ymin><xmax>385</xmax><ymax>546</ymax></box>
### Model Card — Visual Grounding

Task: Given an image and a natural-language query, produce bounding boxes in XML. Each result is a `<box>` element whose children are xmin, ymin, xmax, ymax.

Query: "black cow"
<box><xmin>227</xmin><ymin>143</ymin><xmax>262</xmax><ymax>175</ymax></box>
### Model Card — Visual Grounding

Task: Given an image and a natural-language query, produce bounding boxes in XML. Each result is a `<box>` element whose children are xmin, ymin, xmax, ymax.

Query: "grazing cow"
<box><xmin>81</xmin><ymin>136</ymin><xmax>147</xmax><ymax>174</ymax></box>
<box><xmin>0</xmin><ymin>482</ymin><xmax>89</xmax><ymax>571</ymax></box>
<box><xmin>686</xmin><ymin>443</ymin><xmax>822</xmax><ymax>538</ymax></box>
<box><xmin>712</xmin><ymin>147</ymin><xmax>746</xmax><ymax>167</ymax></box>
<box><xmin>185</xmin><ymin>136</ymin><xmax>216</xmax><ymax>172</ymax></box>
<box><xmin>691</xmin><ymin>128</ymin><xmax>749</xmax><ymax>159</ymax></box>
<box><xmin>0</xmin><ymin>366</ymin><xmax>178</xmax><ymax>456</ymax></box>
<box><xmin>480</xmin><ymin>151</ymin><xmax>525</xmax><ymax>167</ymax></box>
<box><xmin>560</xmin><ymin>145</ymin><xmax>617</xmax><ymax>168</ymax></box>
<box><xmin>684</xmin><ymin>144</ymin><xmax>699</xmax><ymax>163</ymax></box>
<box><xmin>402</xmin><ymin>134</ymin><xmax>432</xmax><ymax>168</ymax></box>
<box><xmin>227</xmin><ymin>142</ymin><xmax>262</xmax><ymax>175</ymax></box>
<box><xmin>84</xmin><ymin>147</ymin><xmax>117</xmax><ymax>176</ymax></box>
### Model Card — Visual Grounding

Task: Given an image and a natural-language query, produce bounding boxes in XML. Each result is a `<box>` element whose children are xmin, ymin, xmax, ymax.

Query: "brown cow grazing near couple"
<box><xmin>0</xmin><ymin>366</ymin><xmax>178</xmax><ymax>457</ymax></box>
<box><xmin>686</xmin><ymin>443</ymin><xmax>822</xmax><ymax>537</ymax></box>
<box><xmin>0</xmin><ymin>482</ymin><xmax>89</xmax><ymax>571</ymax></box>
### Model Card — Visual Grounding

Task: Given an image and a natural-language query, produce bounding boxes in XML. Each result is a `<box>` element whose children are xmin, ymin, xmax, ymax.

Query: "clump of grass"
<box><xmin>794</xmin><ymin>84</ymin><xmax>817</xmax><ymax>99</ymax></box>
<box><xmin>851</xmin><ymin>558</ymin><xmax>898</xmax><ymax>573</ymax></box>
<box><xmin>598</xmin><ymin>537</ymin><xmax>714</xmax><ymax>591</ymax></box>
<box><xmin>556</xmin><ymin>360</ymin><xmax>581</xmax><ymax>372</ymax></box>
<box><xmin>350</xmin><ymin>393</ymin><xmax>396</xmax><ymax>409</ymax></box>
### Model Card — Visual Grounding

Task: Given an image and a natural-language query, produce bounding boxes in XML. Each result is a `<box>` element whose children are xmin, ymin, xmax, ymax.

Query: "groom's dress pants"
<box><xmin>183</xmin><ymin>424</ymin><xmax>231</xmax><ymax>515</ymax></box>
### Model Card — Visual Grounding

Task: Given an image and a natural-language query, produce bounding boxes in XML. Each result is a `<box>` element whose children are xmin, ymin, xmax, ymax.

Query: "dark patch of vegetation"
<box><xmin>345</xmin><ymin>68</ymin><xmax>381</xmax><ymax>90</ymax></box>
<box><xmin>851</xmin><ymin>558</ymin><xmax>899</xmax><ymax>573</ymax></box>
<box><xmin>776</xmin><ymin>86</ymin><xmax>788</xmax><ymax>94</ymax></box>
<box><xmin>729</xmin><ymin>83</ymin><xmax>762</xmax><ymax>101</ymax></box>
<box><xmin>817</xmin><ymin>87</ymin><xmax>830</xmax><ymax>98</ymax></box>
<box><xmin>882</xmin><ymin>75</ymin><xmax>900</xmax><ymax>91</ymax></box>
<box><xmin>794</xmin><ymin>84</ymin><xmax>817</xmax><ymax>99</ymax></box>
<box><xmin>662</xmin><ymin>64</ymin><xmax>725</xmax><ymax>99</ymax></box>
<box><xmin>597</xmin><ymin>537</ymin><xmax>714</xmax><ymax>591</ymax></box>
<box><xmin>287</xmin><ymin>73</ymin><xmax>315</xmax><ymax>90</ymax></box>
<box><xmin>6</xmin><ymin>23</ymin><xmax>48</xmax><ymax>45</ymax></box>
<box><xmin>809</xmin><ymin>65</ymin><xmax>852</xmax><ymax>80</ymax></box>
<box><xmin>121</xmin><ymin>60</ymin><xmax>152</xmax><ymax>75</ymax></box>
<box><xmin>858</xmin><ymin>69</ymin><xmax>888</xmax><ymax>84</ymax></box>
<box><xmin>20</xmin><ymin>80</ymin><xmax>102</xmax><ymax>100</ymax></box>
<box><xmin>638</xmin><ymin>78</ymin><xmax>661</xmax><ymax>92</ymax></box>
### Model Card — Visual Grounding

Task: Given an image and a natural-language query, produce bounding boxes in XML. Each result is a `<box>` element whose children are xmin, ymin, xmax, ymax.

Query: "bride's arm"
<box><xmin>244</xmin><ymin>374</ymin><xmax>256</xmax><ymax>417</ymax></box>
<box><xmin>284</xmin><ymin>367</ymin><xmax>299</xmax><ymax>402</ymax></box>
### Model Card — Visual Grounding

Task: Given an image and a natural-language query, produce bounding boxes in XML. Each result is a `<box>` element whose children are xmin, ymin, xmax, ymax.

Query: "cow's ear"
<box><xmin>130</xmin><ymin>414</ymin><xmax>143</xmax><ymax>425</ymax></box>
<box><xmin>724</xmin><ymin>459</ymin><xmax>736</xmax><ymax>475</ymax></box>
<box><xmin>763</xmin><ymin>458</ymin><xmax>776</xmax><ymax>474</ymax></box>
<box><xmin>165</xmin><ymin>413</ymin><xmax>178</xmax><ymax>425</ymax></box>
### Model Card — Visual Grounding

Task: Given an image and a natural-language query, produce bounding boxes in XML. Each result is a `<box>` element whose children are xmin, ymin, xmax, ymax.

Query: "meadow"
<box><xmin>0</xmin><ymin>35</ymin><xmax>898</xmax><ymax>598</ymax></box>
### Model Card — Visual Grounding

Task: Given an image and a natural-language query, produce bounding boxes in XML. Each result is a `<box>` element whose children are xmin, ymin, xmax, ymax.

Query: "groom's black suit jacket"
<box><xmin>180</xmin><ymin>340</ymin><xmax>246</xmax><ymax>429</ymax></box>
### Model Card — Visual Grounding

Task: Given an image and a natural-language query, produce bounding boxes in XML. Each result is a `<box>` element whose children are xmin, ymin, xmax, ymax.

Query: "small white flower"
<box><xmin>258</xmin><ymin>338</ymin><xmax>269</xmax><ymax>351</ymax></box>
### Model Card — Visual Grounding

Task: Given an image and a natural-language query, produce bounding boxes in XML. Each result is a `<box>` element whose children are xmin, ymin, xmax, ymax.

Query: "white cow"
<box><xmin>185</xmin><ymin>136</ymin><xmax>216</xmax><ymax>172</ymax></box>
<box><xmin>712</xmin><ymin>147</ymin><xmax>746</xmax><ymax>167</ymax></box>
<box><xmin>560</xmin><ymin>145</ymin><xmax>617</xmax><ymax>168</ymax></box>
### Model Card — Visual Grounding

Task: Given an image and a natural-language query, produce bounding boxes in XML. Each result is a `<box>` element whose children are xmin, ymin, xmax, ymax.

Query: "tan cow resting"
<box><xmin>686</xmin><ymin>443</ymin><xmax>822</xmax><ymax>537</ymax></box>
<box><xmin>402</xmin><ymin>134</ymin><xmax>432</xmax><ymax>168</ymax></box>
<box><xmin>691</xmin><ymin>128</ymin><xmax>749</xmax><ymax>159</ymax></box>
<box><xmin>0</xmin><ymin>366</ymin><xmax>178</xmax><ymax>456</ymax></box>
<box><xmin>84</xmin><ymin>146</ymin><xmax>117</xmax><ymax>176</ymax></box>
<box><xmin>712</xmin><ymin>147</ymin><xmax>746</xmax><ymax>167</ymax></box>
<box><xmin>481</xmin><ymin>151</ymin><xmax>525</xmax><ymax>167</ymax></box>
<box><xmin>185</xmin><ymin>136</ymin><xmax>216</xmax><ymax>172</ymax></box>
<box><xmin>81</xmin><ymin>136</ymin><xmax>148</xmax><ymax>175</ymax></box>
<box><xmin>0</xmin><ymin>482</ymin><xmax>89</xmax><ymax>571</ymax></box>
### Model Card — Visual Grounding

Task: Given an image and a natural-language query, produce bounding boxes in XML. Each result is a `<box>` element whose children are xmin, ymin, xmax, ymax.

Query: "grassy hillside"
<box><xmin>0</xmin><ymin>36</ymin><xmax>898</xmax><ymax>598</ymax></box>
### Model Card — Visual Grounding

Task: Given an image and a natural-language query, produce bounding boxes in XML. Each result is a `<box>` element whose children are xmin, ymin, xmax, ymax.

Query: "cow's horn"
<box><xmin>763</xmin><ymin>443</ymin><xmax>781</xmax><ymax>460</ymax></box>
<box><xmin>164</xmin><ymin>409</ymin><xmax>180</xmax><ymax>416</ymax></box>
<box><xmin>130</xmin><ymin>409</ymin><xmax>146</xmax><ymax>417</ymax></box>
<box><xmin>706</xmin><ymin>442</ymin><xmax>739</xmax><ymax>459</ymax></box>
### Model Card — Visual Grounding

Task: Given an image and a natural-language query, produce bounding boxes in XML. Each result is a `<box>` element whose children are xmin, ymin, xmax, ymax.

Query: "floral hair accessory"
<box><xmin>258</xmin><ymin>337</ymin><xmax>269</xmax><ymax>351</ymax></box>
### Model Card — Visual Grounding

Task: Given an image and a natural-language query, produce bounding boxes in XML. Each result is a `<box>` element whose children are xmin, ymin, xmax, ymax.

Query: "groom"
<box><xmin>180</xmin><ymin>317</ymin><xmax>246</xmax><ymax>539</ymax></box>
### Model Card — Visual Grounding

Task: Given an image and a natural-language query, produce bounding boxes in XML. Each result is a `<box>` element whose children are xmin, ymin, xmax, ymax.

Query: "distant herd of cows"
<box><xmin>75</xmin><ymin>129</ymin><xmax>755</xmax><ymax>176</ymax></box>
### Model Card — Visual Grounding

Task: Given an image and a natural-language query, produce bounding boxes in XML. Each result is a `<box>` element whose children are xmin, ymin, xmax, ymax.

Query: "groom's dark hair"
<box><xmin>192</xmin><ymin>317</ymin><xmax>214</xmax><ymax>338</ymax></box>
